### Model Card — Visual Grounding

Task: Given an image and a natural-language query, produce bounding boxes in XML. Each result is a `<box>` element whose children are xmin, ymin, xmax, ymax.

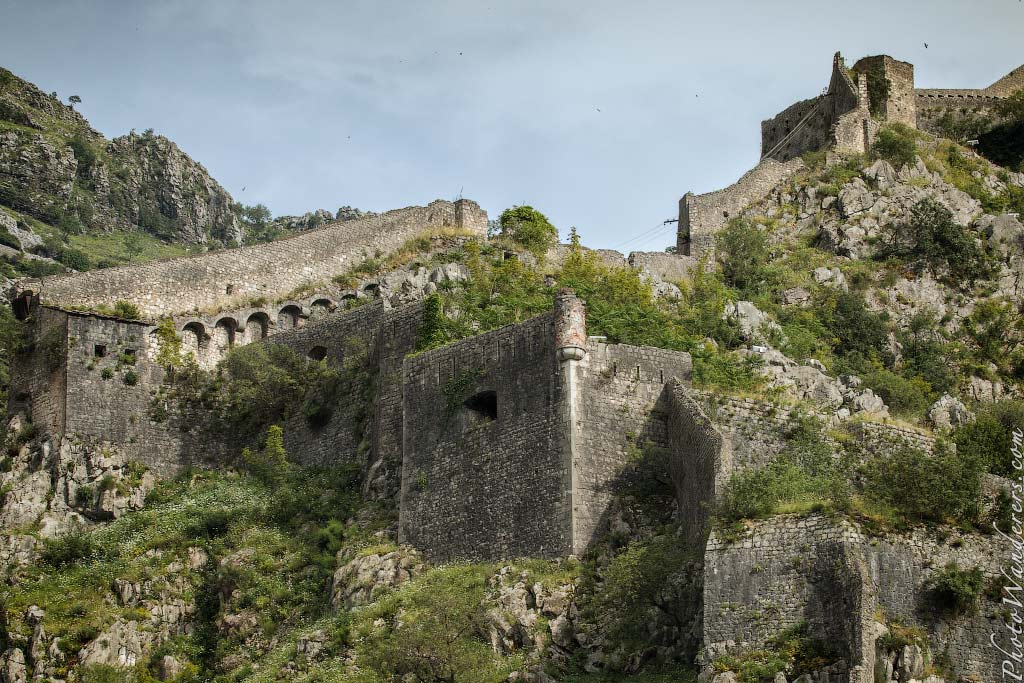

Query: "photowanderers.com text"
<box><xmin>994</xmin><ymin>428</ymin><xmax>1024</xmax><ymax>680</ymax></box>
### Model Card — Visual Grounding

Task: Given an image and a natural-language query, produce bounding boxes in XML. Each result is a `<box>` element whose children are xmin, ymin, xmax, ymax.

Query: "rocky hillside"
<box><xmin>1</xmin><ymin>91</ymin><xmax>1024</xmax><ymax>683</ymax></box>
<box><xmin>0</xmin><ymin>68</ymin><xmax>240</xmax><ymax>246</ymax></box>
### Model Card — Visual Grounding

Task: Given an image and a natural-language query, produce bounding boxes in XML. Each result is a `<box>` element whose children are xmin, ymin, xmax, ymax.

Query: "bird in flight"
<box><xmin>924</xmin><ymin>42</ymin><xmax>929</xmax><ymax>48</ymax></box>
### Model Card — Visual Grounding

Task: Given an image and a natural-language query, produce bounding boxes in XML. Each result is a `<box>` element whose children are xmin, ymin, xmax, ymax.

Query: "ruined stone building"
<box><xmin>677</xmin><ymin>52</ymin><xmax>1024</xmax><ymax>261</ymax></box>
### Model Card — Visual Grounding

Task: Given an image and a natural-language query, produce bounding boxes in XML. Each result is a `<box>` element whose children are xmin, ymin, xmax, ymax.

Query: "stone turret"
<box><xmin>553</xmin><ymin>289</ymin><xmax>587</xmax><ymax>362</ymax></box>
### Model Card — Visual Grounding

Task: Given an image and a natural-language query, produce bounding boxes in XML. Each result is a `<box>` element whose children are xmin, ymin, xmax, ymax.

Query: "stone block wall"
<box><xmin>15</xmin><ymin>199</ymin><xmax>487</xmax><ymax>318</ymax></box>
<box><xmin>398</xmin><ymin>312</ymin><xmax>571</xmax><ymax>561</ymax></box>
<box><xmin>626</xmin><ymin>251</ymin><xmax>698</xmax><ymax>283</ymax></box>
<box><xmin>703</xmin><ymin>515</ymin><xmax>1008</xmax><ymax>683</ymax></box>
<box><xmin>574</xmin><ymin>342</ymin><xmax>693</xmax><ymax>550</ymax></box>
<box><xmin>263</xmin><ymin>301</ymin><xmax>388</xmax><ymax>470</ymax></box>
<box><xmin>703</xmin><ymin>516</ymin><xmax>871</xmax><ymax>683</ymax></box>
<box><xmin>664</xmin><ymin>381</ymin><xmax>725</xmax><ymax>547</ymax></box>
<box><xmin>9</xmin><ymin>306</ymin><xmax>68</xmax><ymax>437</ymax></box>
<box><xmin>677</xmin><ymin>158</ymin><xmax>804</xmax><ymax>260</ymax></box>
<box><xmin>760</xmin><ymin>53</ymin><xmax>864</xmax><ymax>163</ymax></box>
<box><xmin>62</xmin><ymin>313</ymin><xmax>197</xmax><ymax>476</ymax></box>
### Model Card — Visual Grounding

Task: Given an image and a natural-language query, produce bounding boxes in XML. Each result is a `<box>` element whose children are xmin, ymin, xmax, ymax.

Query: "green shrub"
<box><xmin>41</xmin><ymin>532</ymin><xmax>101</xmax><ymax>567</ymax></box>
<box><xmin>860</xmin><ymin>444</ymin><xmax>982</xmax><ymax>526</ymax></box>
<box><xmin>498</xmin><ymin>205</ymin><xmax>558</xmax><ymax>255</ymax></box>
<box><xmin>965</xmin><ymin>298</ymin><xmax>1023</xmax><ymax>367</ymax></box>
<box><xmin>717</xmin><ymin>218</ymin><xmax>776</xmax><ymax>295</ymax></box>
<box><xmin>713</xmin><ymin>621</ymin><xmax>838</xmax><ymax>683</ymax></box>
<box><xmin>953</xmin><ymin>400</ymin><xmax>1024</xmax><ymax>476</ymax></box>
<box><xmin>242</xmin><ymin>425</ymin><xmax>290</xmax><ymax>485</ymax></box>
<box><xmin>861</xmin><ymin>367</ymin><xmax>933</xmax><ymax>417</ymax></box>
<box><xmin>578</xmin><ymin>534</ymin><xmax>695</xmax><ymax>651</ymax></box>
<box><xmin>122</xmin><ymin>369</ymin><xmax>139</xmax><ymax>386</ymax></box>
<box><xmin>111</xmin><ymin>300</ymin><xmax>143</xmax><ymax>320</ymax></box>
<box><xmin>873</xmin><ymin>124</ymin><xmax>918</xmax><ymax>167</ymax></box>
<box><xmin>815</xmin><ymin>290</ymin><xmax>889</xmax><ymax>363</ymax></box>
<box><xmin>718</xmin><ymin>415</ymin><xmax>849</xmax><ymax>523</ymax></box>
<box><xmin>925</xmin><ymin>562</ymin><xmax>983</xmax><ymax>615</ymax></box>
<box><xmin>101</xmin><ymin>366</ymin><xmax>114</xmax><ymax>380</ymax></box>
<box><xmin>877</xmin><ymin>198</ymin><xmax>991</xmax><ymax>285</ymax></box>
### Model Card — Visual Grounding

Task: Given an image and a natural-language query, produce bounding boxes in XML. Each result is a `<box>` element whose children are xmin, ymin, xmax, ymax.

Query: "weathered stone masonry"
<box><xmin>398</xmin><ymin>291</ymin><xmax>695</xmax><ymax>560</ymax></box>
<box><xmin>15</xmin><ymin>199</ymin><xmax>487</xmax><ymax>318</ymax></box>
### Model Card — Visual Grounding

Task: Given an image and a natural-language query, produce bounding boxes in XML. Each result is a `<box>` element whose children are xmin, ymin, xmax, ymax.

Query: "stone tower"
<box><xmin>852</xmin><ymin>55</ymin><xmax>917</xmax><ymax>127</ymax></box>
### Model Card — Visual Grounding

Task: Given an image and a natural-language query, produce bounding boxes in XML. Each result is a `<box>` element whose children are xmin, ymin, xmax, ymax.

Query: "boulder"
<box><xmin>928</xmin><ymin>394</ymin><xmax>971</xmax><ymax>430</ymax></box>
<box><xmin>331</xmin><ymin>548</ymin><xmax>421</xmax><ymax>610</ymax></box>
<box><xmin>724</xmin><ymin>301</ymin><xmax>781</xmax><ymax>342</ymax></box>
<box><xmin>0</xmin><ymin>649</ymin><xmax>26</xmax><ymax>683</ymax></box>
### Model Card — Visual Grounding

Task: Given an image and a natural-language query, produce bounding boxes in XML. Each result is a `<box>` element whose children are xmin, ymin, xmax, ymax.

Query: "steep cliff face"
<box><xmin>0</xmin><ymin>67</ymin><xmax>239</xmax><ymax>245</ymax></box>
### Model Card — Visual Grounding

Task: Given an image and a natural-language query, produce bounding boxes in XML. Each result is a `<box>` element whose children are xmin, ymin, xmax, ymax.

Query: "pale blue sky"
<box><xmin>1</xmin><ymin>0</ymin><xmax>1020</xmax><ymax>250</ymax></box>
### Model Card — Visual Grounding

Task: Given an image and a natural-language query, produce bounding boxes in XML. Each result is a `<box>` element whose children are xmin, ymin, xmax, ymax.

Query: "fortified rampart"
<box><xmin>679</xmin><ymin>51</ymin><xmax>1023</xmax><ymax>266</ymax></box>
<box><xmin>14</xmin><ymin>199</ymin><xmax>487</xmax><ymax>318</ymax></box>
<box><xmin>398</xmin><ymin>291</ymin><xmax>694</xmax><ymax>560</ymax></box>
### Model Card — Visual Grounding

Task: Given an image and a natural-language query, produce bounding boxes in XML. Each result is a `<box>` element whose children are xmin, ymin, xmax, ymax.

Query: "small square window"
<box><xmin>93</xmin><ymin>344</ymin><xmax>107</xmax><ymax>358</ymax></box>
<box><xmin>123</xmin><ymin>348</ymin><xmax>136</xmax><ymax>357</ymax></box>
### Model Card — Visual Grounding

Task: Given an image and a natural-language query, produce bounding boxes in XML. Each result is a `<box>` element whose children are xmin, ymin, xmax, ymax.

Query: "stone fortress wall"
<box><xmin>15</xmin><ymin>199</ymin><xmax>487</xmax><ymax>318</ymax></box>
<box><xmin>679</xmin><ymin>51</ymin><xmax>1023</xmax><ymax>264</ymax></box>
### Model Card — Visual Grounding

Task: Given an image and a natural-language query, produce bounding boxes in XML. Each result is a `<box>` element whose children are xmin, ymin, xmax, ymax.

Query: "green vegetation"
<box><xmin>924</xmin><ymin>562</ymin><xmax>984</xmax><ymax>616</ymax></box>
<box><xmin>577</xmin><ymin>533</ymin><xmax>695</xmax><ymax>652</ymax></box>
<box><xmin>717</xmin><ymin>414</ymin><xmax>850</xmax><ymax>524</ymax></box>
<box><xmin>872</xmin><ymin>124</ymin><xmax>919</xmax><ymax>168</ymax></box>
<box><xmin>859</xmin><ymin>442</ymin><xmax>983</xmax><ymax>527</ymax></box>
<box><xmin>496</xmin><ymin>205</ymin><xmax>558</xmax><ymax>255</ymax></box>
<box><xmin>712</xmin><ymin>622</ymin><xmax>837</xmax><ymax>683</ymax></box>
<box><xmin>877</xmin><ymin>198</ymin><xmax>992</xmax><ymax>285</ymax></box>
<box><xmin>415</xmin><ymin>231</ymin><xmax>762</xmax><ymax>392</ymax></box>
<box><xmin>953</xmin><ymin>400</ymin><xmax>1024</xmax><ymax>476</ymax></box>
<box><xmin>979</xmin><ymin>89</ymin><xmax>1024</xmax><ymax>171</ymax></box>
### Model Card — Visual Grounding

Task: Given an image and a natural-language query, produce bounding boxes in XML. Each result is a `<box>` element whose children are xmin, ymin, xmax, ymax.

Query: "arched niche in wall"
<box><xmin>180</xmin><ymin>322</ymin><xmax>208</xmax><ymax>360</ymax></box>
<box><xmin>309</xmin><ymin>298</ymin><xmax>335</xmax><ymax>320</ymax></box>
<box><xmin>307</xmin><ymin>346</ymin><xmax>328</xmax><ymax>361</ymax></box>
<box><xmin>245</xmin><ymin>312</ymin><xmax>270</xmax><ymax>344</ymax></box>
<box><xmin>213</xmin><ymin>317</ymin><xmax>238</xmax><ymax>356</ymax></box>
<box><xmin>278</xmin><ymin>305</ymin><xmax>303</xmax><ymax>330</ymax></box>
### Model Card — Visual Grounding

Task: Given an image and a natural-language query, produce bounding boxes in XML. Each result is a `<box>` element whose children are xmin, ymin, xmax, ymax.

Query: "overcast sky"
<box><xmin>1</xmin><ymin>1</ymin><xmax>1021</xmax><ymax>250</ymax></box>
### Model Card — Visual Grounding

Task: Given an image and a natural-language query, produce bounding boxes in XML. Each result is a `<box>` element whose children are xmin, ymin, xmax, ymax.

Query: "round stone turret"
<box><xmin>554</xmin><ymin>288</ymin><xmax>587</xmax><ymax>362</ymax></box>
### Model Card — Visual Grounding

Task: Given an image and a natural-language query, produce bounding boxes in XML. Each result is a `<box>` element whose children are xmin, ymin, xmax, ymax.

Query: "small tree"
<box><xmin>880</xmin><ymin>198</ymin><xmax>991</xmax><ymax>284</ymax></box>
<box><xmin>242</xmin><ymin>425</ymin><xmax>289</xmax><ymax>485</ymax></box>
<box><xmin>717</xmin><ymin>218</ymin><xmax>775</xmax><ymax>295</ymax></box>
<box><xmin>123</xmin><ymin>230</ymin><xmax>144</xmax><ymax>263</ymax></box>
<box><xmin>497</xmin><ymin>205</ymin><xmax>558</xmax><ymax>255</ymax></box>
<box><xmin>68</xmin><ymin>95</ymin><xmax>81</xmax><ymax>105</ymax></box>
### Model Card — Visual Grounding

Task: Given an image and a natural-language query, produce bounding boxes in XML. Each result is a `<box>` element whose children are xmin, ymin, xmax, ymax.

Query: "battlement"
<box><xmin>14</xmin><ymin>199</ymin><xmax>487</xmax><ymax>319</ymax></box>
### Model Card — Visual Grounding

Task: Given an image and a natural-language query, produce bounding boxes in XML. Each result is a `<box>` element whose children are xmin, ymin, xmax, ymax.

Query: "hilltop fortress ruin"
<box><xmin>6</xmin><ymin>51</ymin><xmax>1021</xmax><ymax>683</ymax></box>
<box><xmin>677</xmin><ymin>52</ymin><xmax>1024</xmax><ymax>260</ymax></box>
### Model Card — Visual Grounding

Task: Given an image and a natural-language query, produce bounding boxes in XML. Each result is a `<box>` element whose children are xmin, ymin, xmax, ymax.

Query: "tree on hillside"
<box><xmin>68</xmin><ymin>95</ymin><xmax>81</xmax><ymax>105</ymax></box>
<box><xmin>497</xmin><ymin>205</ymin><xmax>558</xmax><ymax>255</ymax></box>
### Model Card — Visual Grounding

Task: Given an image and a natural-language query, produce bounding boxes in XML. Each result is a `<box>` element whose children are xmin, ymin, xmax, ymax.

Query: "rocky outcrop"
<box><xmin>0</xmin><ymin>68</ymin><xmax>239</xmax><ymax>244</ymax></box>
<box><xmin>330</xmin><ymin>547</ymin><xmax>422</xmax><ymax>610</ymax></box>
<box><xmin>0</xmin><ymin>415</ymin><xmax>156</xmax><ymax>540</ymax></box>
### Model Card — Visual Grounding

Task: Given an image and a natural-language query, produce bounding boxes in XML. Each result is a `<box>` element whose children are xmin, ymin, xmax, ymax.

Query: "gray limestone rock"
<box><xmin>724</xmin><ymin>301</ymin><xmax>781</xmax><ymax>343</ymax></box>
<box><xmin>79</xmin><ymin>619</ymin><xmax>145</xmax><ymax>668</ymax></box>
<box><xmin>928</xmin><ymin>394</ymin><xmax>971</xmax><ymax>430</ymax></box>
<box><xmin>0</xmin><ymin>649</ymin><xmax>26</xmax><ymax>683</ymax></box>
<box><xmin>331</xmin><ymin>548</ymin><xmax>421</xmax><ymax>610</ymax></box>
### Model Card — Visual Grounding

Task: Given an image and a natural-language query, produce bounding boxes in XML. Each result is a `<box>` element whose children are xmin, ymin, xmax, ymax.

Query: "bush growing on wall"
<box><xmin>497</xmin><ymin>205</ymin><xmax>558</xmax><ymax>255</ymax></box>
<box><xmin>872</xmin><ymin>124</ymin><xmax>918</xmax><ymax>167</ymax></box>
<box><xmin>924</xmin><ymin>562</ymin><xmax>984</xmax><ymax>615</ymax></box>
<box><xmin>953</xmin><ymin>399</ymin><xmax>1024</xmax><ymax>476</ymax></box>
<box><xmin>860</xmin><ymin>443</ymin><xmax>983</xmax><ymax>526</ymax></box>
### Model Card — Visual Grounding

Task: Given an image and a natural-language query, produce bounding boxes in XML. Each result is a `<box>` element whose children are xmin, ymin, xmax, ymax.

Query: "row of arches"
<box><xmin>176</xmin><ymin>297</ymin><xmax>356</xmax><ymax>368</ymax></box>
